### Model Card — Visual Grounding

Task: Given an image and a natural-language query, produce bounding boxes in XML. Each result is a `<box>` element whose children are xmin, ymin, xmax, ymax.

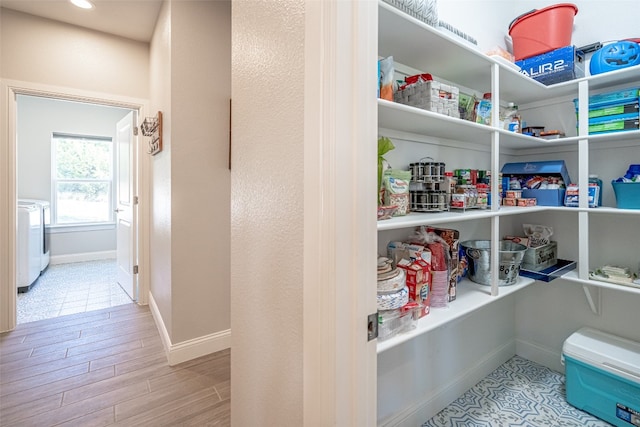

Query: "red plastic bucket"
<box><xmin>509</xmin><ymin>3</ymin><xmax>578</xmax><ymax>61</ymax></box>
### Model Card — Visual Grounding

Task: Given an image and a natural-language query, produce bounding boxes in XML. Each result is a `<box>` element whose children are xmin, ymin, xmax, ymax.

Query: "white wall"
<box><xmin>16</xmin><ymin>95</ymin><xmax>130</xmax><ymax>257</ymax></box>
<box><xmin>0</xmin><ymin>8</ymin><xmax>149</xmax><ymax>99</ymax></box>
<box><xmin>438</xmin><ymin>0</ymin><xmax>640</xmax><ymax>56</ymax></box>
<box><xmin>149</xmin><ymin>0</ymin><xmax>174</xmax><ymax>338</ymax></box>
<box><xmin>148</xmin><ymin>0</ymin><xmax>231</xmax><ymax>346</ymax></box>
<box><xmin>231</xmin><ymin>0</ymin><xmax>305</xmax><ymax>425</ymax></box>
<box><xmin>170</xmin><ymin>0</ymin><xmax>231</xmax><ymax>343</ymax></box>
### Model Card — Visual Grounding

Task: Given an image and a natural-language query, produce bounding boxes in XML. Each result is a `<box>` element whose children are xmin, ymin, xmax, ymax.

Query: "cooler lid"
<box><xmin>563</xmin><ymin>327</ymin><xmax>640</xmax><ymax>384</ymax></box>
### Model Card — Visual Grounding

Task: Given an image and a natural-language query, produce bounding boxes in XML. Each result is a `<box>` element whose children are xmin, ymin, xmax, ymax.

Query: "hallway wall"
<box><xmin>0</xmin><ymin>8</ymin><xmax>149</xmax><ymax>99</ymax></box>
<box><xmin>148</xmin><ymin>0</ymin><xmax>231</xmax><ymax>348</ymax></box>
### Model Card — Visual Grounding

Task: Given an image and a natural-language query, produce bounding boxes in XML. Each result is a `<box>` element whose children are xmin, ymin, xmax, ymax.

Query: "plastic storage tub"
<box><xmin>612</xmin><ymin>182</ymin><xmax>640</xmax><ymax>209</ymax></box>
<box><xmin>562</xmin><ymin>328</ymin><xmax>640</xmax><ymax>427</ymax></box>
<box><xmin>509</xmin><ymin>3</ymin><xmax>578</xmax><ymax>61</ymax></box>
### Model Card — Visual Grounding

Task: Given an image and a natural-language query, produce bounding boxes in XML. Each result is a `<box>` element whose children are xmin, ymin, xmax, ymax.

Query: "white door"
<box><xmin>115</xmin><ymin>111</ymin><xmax>137</xmax><ymax>300</ymax></box>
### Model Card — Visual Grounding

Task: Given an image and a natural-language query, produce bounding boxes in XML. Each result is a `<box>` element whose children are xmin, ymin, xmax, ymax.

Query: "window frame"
<box><xmin>50</xmin><ymin>133</ymin><xmax>116</xmax><ymax>227</ymax></box>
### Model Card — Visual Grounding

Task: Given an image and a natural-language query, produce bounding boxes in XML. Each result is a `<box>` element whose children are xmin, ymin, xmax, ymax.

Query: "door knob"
<box><xmin>114</xmin><ymin>208</ymin><xmax>123</xmax><ymax>213</ymax></box>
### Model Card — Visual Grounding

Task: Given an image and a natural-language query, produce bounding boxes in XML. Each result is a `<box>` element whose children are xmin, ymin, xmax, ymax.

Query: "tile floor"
<box><xmin>16</xmin><ymin>259</ymin><xmax>132</xmax><ymax>324</ymax></box>
<box><xmin>423</xmin><ymin>356</ymin><xmax>612</xmax><ymax>427</ymax></box>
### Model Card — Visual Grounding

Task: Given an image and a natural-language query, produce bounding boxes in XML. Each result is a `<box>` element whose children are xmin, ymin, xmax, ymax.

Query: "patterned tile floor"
<box><xmin>423</xmin><ymin>356</ymin><xmax>612</xmax><ymax>427</ymax></box>
<box><xmin>16</xmin><ymin>259</ymin><xmax>132</xmax><ymax>324</ymax></box>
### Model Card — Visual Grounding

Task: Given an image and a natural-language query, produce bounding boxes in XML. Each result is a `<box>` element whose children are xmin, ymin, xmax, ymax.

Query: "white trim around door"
<box><xmin>0</xmin><ymin>79</ymin><xmax>150</xmax><ymax>332</ymax></box>
<box><xmin>302</xmin><ymin>1</ymin><xmax>379</xmax><ymax>424</ymax></box>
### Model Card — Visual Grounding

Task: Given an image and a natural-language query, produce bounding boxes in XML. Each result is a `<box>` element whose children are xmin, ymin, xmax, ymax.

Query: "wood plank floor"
<box><xmin>0</xmin><ymin>303</ymin><xmax>230</xmax><ymax>426</ymax></box>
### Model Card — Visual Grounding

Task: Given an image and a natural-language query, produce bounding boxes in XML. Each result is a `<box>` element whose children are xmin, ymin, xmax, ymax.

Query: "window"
<box><xmin>51</xmin><ymin>134</ymin><xmax>114</xmax><ymax>225</ymax></box>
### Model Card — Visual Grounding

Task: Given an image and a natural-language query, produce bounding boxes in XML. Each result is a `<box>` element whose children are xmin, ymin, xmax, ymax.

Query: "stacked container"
<box><xmin>574</xmin><ymin>87</ymin><xmax>640</xmax><ymax>134</ymax></box>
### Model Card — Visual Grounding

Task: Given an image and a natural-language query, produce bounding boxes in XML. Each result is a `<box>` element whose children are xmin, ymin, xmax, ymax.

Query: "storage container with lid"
<box><xmin>562</xmin><ymin>327</ymin><xmax>640</xmax><ymax>427</ymax></box>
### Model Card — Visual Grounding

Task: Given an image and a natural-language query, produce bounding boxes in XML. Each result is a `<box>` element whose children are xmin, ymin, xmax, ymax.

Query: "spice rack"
<box><xmin>141</xmin><ymin>111</ymin><xmax>163</xmax><ymax>155</ymax></box>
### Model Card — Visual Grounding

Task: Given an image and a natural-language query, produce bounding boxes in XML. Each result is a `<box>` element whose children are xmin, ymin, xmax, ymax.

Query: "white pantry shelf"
<box><xmin>376</xmin><ymin>276</ymin><xmax>536</xmax><ymax>353</ymax></box>
<box><xmin>561</xmin><ymin>270</ymin><xmax>640</xmax><ymax>296</ymax></box>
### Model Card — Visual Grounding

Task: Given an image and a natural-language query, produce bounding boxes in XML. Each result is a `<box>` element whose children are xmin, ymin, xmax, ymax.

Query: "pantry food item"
<box><xmin>523</xmin><ymin>223</ymin><xmax>553</xmax><ymax>247</ymax></box>
<box><xmin>377</xmin><ymin>205</ymin><xmax>399</xmax><ymax>220</ymax></box>
<box><xmin>382</xmin><ymin>169</ymin><xmax>411</xmax><ymax>216</ymax></box>
<box><xmin>517</xmin><ymin>198</ymin><xmax>536</xmax><ymax>207</ymax></box>
<box><xmin>378</xmin><ymin>56</ymin><xmax>395</xmax><ymax>101</ymax></box>
<box><xmin>377</xmin><ymin>286</ymin><xmax>409</xmax><ymax>310</ymax></box>
<box><xmin>396</xmin><ymin>258</ymin><xmax>431</xmax><ymax>317</ymax></box>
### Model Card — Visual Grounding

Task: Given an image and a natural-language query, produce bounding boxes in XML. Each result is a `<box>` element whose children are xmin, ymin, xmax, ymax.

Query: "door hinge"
<box><xmin>133</xmin><ymin>196</ymin><xmax>139</xmax><ymax>205</ymax></box>
<box><xmin>133</xmin><ymin>265</ymin><xmax>139</xmax><ymax>274</ymax></box>
<box><xmin>367</xmin><ymin>312</ymin><xmax>378</xmax><ymax>341</ymax></box>
<box><xmin>133</xmin><ymin>126</ymin><xmax>139</xmax><ymax>136</ymax></box>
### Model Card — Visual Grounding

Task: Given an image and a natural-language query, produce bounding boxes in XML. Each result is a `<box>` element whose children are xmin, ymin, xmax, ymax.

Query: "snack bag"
<box><xmin>379</xmin><ymin>56</ymin><xmax>395</xmax><ymax>101</ymax></box>
<box><xmin>382</xmin><ymin>169</ymin><xmax>411</xmax><ymax>216</ymax></box>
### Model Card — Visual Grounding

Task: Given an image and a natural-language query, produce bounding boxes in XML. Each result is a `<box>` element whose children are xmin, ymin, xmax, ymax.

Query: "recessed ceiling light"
<box><xmin>70</xmin><ymin>0</ymin><xmax>94</xmax><ymax>9</ymax></box>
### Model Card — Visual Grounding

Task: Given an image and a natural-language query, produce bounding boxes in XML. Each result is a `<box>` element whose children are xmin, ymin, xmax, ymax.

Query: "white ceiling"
<box><xmin>0</xmin><ymin>0</ymin><xmax>163</xmax><ymax>43</ymax></box>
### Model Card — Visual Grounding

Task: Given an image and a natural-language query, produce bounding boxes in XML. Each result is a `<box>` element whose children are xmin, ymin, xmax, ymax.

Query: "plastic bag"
<box><xmin>382</xmin><ymin>169</ymin><xmax>411</xmax><ymax>216</ymax></box>
<box><xmin>379</xmin><ymin>56</ymin><xmax>395</xmax><ymax>101</ymax></box>
<box><xmin>523</xmin><ymin>224</ymin><xmax>553</xmax><ymax>248</ymax></box>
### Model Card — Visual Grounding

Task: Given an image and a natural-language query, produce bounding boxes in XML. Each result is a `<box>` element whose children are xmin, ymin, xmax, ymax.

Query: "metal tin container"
<box><xmin>460</xmin><ymin>240</ymin><xmax>528</xmax><ymax>286</ymax></box>
<box><xmin>522</xmin><ymin>241</ymin><xmax>558</xmax><ymax>271</ymax></box>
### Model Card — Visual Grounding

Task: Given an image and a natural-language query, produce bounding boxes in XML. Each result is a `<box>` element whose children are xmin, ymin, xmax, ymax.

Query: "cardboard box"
<box><xmin>564</xmin><ymin>184</ymin><xmax>599</xmax><ymax>208</ymax></box>
<box><xmin>516</xmin><ymin>45</ymin><xmax>585</xmax><ymax>85</ymax></box>
<box><xmin>396</xmin><ymin>259</ymin><xmax>431</xmax><ymax>317</ymax></box>
<box><xmin>501</xmin><ymin>160</ymin><xmax>572</xmax><ymax>207</ymax></box>
<box><xmin>517</xmin><ymin>197</ymin><xmax>537</xmax><ymax>207</ymax></box>
<box><xmin>387</xmin><ymin>241</ymin><xmax>432</xmax><ymax>265</ymax></box>
<box><xmin>588</xmin><ymin>112</ymin><xmax>640</xmax><ymax>134</ymax></box>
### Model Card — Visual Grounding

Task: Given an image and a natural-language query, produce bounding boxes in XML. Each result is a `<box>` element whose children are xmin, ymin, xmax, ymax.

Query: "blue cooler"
<box><xmin>562</xmin><ymin>328</ymin><xmax>640</xmax><ymax>427</ymax></box>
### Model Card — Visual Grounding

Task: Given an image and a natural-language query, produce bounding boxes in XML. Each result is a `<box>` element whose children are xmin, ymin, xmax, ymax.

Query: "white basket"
<box><xmin>394</xmin><ymin>79</ymin><xmax>460</xmax><ymax>118</ymax></box>
<box><xmin>382</xmin><ymin>0</ymin><xmax>438</xmax><ymax>27</ymax></box>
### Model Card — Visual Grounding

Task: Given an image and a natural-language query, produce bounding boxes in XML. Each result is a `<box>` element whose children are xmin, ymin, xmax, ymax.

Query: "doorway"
<box><xmin>1</xmin><ymin>81</ymin><xmax>150</xmax><ymax>332</ymax></box>
<box><xmin>15</xmin><ymin>95</ymin><xmax>136</xmax><ymax>324</ymax></box>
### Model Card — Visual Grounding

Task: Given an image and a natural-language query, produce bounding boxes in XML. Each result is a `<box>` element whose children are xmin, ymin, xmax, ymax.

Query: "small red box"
<box><xmin>517</xmin><ymin>197</ymin><xmax>537</xmax><ymax>207</ymax></box>
<box><xmin>397</xmin><ymin>259</ymin><xmax>431</xmax><ymax>317</ymax></box>
<box><xmin>503</xmin><ymin>197</ymin><xmax>518</xmax><ymax>206</ymax></box>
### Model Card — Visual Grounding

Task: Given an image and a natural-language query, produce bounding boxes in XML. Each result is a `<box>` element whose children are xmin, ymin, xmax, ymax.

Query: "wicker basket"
<box><xmin>394</xmin><ymin>79</ymin><xmax>460</xmax><ymax>118</ymax></box>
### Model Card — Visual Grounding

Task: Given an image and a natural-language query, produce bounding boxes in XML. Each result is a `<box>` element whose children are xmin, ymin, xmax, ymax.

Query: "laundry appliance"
<box><xmin>17</xmin><ymin>204</ymin><xmax>42</xmax><ymax>292</ymax></box>
<box><xmin>18</xmin><ymin>199</ymin><xmax>50</xmax><ymax>272</ymax></box>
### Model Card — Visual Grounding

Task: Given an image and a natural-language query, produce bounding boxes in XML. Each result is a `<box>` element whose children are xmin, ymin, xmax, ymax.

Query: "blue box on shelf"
<box><xmin>519</xmin><ymin>259</ymin><xmax>576</xmax><ymax>282</ymax></box>
<box><xmin>576</xmin><ymin>87</ymin><xmax>640</xmax><ymax>110</ymax></box>
<box><xmin>501</xmin><ymin>160</ymin><xmax>572</xmax><ymax>206</ymax></box>
<box><xmin>516</xmin><ymin>45</ymin><xmax>585</xmax><ymax>85</ymax></box>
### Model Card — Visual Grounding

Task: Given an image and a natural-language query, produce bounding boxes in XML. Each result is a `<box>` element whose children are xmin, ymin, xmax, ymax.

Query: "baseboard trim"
<box><xmin>50</xmin><ymin>250</ymin><xmax>116</xmax><ymax>265</ymax></box>
<box><xmin>148</xmin><ymin>292</ymin><xmax>231</xmax><ymax>366</ymax></box>
<box><xmin>516</xmin><ymin>338</ymin><xmax>564</xmax><ymax>373</ymax></box>
<box><xmin>379</xmin><ymin>340</ymin><xmax>516</xmax><ymax>427</ymax></box>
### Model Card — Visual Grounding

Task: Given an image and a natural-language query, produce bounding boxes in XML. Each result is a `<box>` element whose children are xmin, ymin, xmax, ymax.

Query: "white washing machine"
<box><xmin>17</xmin><ymin>204</ymin><xmax>42</xmax><ymax>292</ymax></box>
<box><xmin>18</xmin><ymin>199</ymin><xmax>50</xmax><ymax>272</ymax></box>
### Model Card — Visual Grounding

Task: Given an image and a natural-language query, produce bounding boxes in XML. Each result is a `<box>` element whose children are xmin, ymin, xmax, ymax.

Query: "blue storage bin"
<box><xmin>501</xmin><ymin>160</ymin><xmax>572</xmax><ymax>206</ymax></box>
<box><xmin>562</xmin><ymin>328</ymin><xmax>640</xmax><ymax>427</ymax></box>
<box><xmin>612</xmin><ymin>181</ymin><xmax>640</xmax><ymax>209</ymax></box>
